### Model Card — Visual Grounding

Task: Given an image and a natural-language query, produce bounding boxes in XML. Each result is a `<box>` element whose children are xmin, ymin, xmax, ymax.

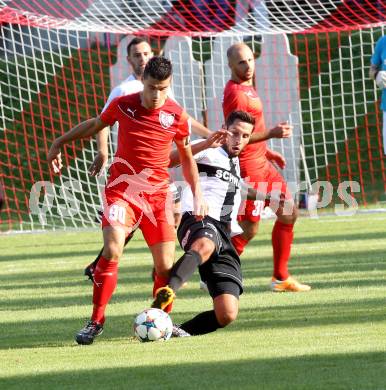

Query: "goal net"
<box><xmin>1</xmin><ymin>0</ymin><xmax>385</xmax><ymax>231</ymax></box>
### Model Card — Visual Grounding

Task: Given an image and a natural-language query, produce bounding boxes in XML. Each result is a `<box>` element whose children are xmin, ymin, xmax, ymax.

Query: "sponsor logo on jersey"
<box><xmin>215</xmin><ymin>169</ymin><xmax>240</xmax><ymax>187</ymax></box>
<box><xmin>159</xmin><ymin>111</ymin><xmax>175</xmax><ymax>129</ymax></box>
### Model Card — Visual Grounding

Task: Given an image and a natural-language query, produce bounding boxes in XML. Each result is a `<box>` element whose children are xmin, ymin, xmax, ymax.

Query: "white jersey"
<box><xmin>180</xmin><ymin>144</ymin><xmax>243</xmax><ymax>235</ymax></box>
<box><xmin>102</xmin><ymin>74</ymin><xmax>143</xmax><ymax>113</ymax></box>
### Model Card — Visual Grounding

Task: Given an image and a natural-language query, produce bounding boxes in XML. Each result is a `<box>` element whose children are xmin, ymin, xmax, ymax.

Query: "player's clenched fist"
<box><xmin>47</xmin><ymin>141</ymin><xmax>63</xmax><ymax>174</ymax></box>
<box><xmin>269</xmin><ymin>122</ymin><xmax>293</xmax><ymax>139</ymax></box>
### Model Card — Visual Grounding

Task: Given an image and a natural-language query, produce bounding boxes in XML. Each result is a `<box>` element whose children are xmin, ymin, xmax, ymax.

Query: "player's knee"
<box><xmin>102</xmin><ymin>244</ymin><xmax>122</xmax><ymax>261</ymax></box>
<box><xmin>153</xmin><ymin>263</ymin><xmax>172</xmax><ymax>278</ymax></box>
<box><xmin>190</xmin><ymin>238</ymin><xmax>215</xmax><ymax>261</ymax></box>
<box><xmin>241</xmin><ymin>221</ymin><xmax>259</xmax><ymax>241</ymax></box>
<box><xmin>215</xmin><ymin>306</ymin><xmax>238</xmax><ymax>327</ymax></box>
<box><xmin>278</xmin><ymin>205</ymin><xmax>298</xmax><ymax>224</ymax></box>
<box><xmin>291</xmin><ymin>206</ymin><xmax>299</xmax><ymax>222</ymax></box>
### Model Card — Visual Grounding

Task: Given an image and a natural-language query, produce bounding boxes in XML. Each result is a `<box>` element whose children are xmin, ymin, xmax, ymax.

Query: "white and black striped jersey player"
<box><xmin>179</xmin><ymin>140</ymin><xmax>244</xmax><ymax>238</ymax></box>
<box><xmin>152</xmin><ymin>111</ymin><xmax>270</xmax><ymax>337</ymax></box>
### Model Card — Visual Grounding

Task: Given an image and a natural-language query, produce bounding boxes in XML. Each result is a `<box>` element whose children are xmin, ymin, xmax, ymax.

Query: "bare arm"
<box><xmin>89</xmin><ymin>126</ymin><xmax>109</xmax><ymax>176</ymax></box>
<box><xmin>169</xmin><ymin>130</ymin><xmax>227</xmax><ymax>167</ymax></box>
<box><xmin>175</xmin><ymin>136</ymin><xmax>208</xmax><ymax>220</ymax></box>
<box><xmin>189</xmin><ymin>116</ymin><xmax>213</xmax><ymax>138</ymax></box>
<box><xmin>48</xmin><ymin>117</ymin><xmax>107</xmax><ymax>174</ymax></box>
<box><xmin>248</xmin><ymin>122</ymin><xmax>293</xmax><ymax>144</ymax></box>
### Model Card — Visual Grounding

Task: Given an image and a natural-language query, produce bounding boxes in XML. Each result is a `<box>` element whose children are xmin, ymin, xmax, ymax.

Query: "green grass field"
<box><xmin>1</xmin><ymin>212</ymin><xmax>386</xmax><ymax>389</ymax></box>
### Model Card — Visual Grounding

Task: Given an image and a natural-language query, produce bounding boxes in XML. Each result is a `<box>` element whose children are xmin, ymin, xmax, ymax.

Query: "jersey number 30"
<box><xmin>109</xmin><ymin>204</ymin><xmax>126</xmax><ymax>225</ymax></box>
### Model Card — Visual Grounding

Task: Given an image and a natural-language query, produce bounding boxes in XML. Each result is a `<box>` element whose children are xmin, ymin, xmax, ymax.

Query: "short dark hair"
<box><xmin>226</xmin><ymin>110</ymin><xmax>255</xmax><ymax>128</ymax></box>
<box><xmin>127</xmin><ymin>37</ymin><xmax>149</xmax><ymax>56</ymax></box>
<box><xmin>143</xmin><ymin>57</ymin><xmax>172</xmax><ymax>81</ymax></box>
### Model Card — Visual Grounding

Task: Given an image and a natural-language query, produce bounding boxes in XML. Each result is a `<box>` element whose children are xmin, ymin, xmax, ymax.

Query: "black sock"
<box><xmin>168</xmin><ymin>250</ymin><xmax>202</xmax><ymax>292</ymax></box>
<box><xmin>180</xmin><ymin>310</ymin><xmax>222</xmax><ymax>336</ymax></box>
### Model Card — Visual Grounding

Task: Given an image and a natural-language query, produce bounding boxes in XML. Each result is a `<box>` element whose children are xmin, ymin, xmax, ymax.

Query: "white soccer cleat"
<box><xmin>172</xmin><ymin>324</ymin><xmax>191</xmax><ymax>338</ymax></box>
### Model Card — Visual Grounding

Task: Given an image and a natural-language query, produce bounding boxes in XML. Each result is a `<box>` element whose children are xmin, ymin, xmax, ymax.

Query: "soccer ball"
<box><xmin>133</xmin><ymin>308</ymin><xmax>173</xmax><ymax>342</ymax></box>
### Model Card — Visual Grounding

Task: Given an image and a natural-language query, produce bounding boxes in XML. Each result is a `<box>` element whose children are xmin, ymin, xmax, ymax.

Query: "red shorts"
<box><xmin>101</xmin><ymin>188</ymin><xmax>175</xmax><ymax>246</ymax></box>
<box><xmin>238</xmin><ymin>163</ymin><xmax>292</xmax><ymax>223</ymax></box>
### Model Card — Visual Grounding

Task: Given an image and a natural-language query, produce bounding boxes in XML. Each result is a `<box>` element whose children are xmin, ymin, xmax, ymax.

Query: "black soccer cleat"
<box><xmin>84</xmin><ymin>260</ymin><xmax>98</xmax><ymax>282</ymax></box>
<box><xmin>172</xmin><ymin>324</ymin><xmax>191</xmax><ymax>338</ymax></box>
<box><xmin>75</xmin><ymin>321</ymin><xmax>103</xmax><ymax>345</ymax></box>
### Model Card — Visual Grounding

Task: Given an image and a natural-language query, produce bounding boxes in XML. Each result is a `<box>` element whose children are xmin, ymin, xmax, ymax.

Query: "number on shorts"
<box><xmin>251</xmin><ymin>200</ymin><xmax>264</xmax><ymax>217</ymax></box>
<box><xmin>109</xmin><ymin>204</ymin><xmax>126</xmax><ymax>224</ymax></box>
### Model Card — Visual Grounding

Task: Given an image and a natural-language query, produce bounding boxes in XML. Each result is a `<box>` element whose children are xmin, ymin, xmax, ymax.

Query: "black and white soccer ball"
<box><xmin>133</xmin><ymin>308</ymin><xmax>173</xmax><ymax>342</ymax></box>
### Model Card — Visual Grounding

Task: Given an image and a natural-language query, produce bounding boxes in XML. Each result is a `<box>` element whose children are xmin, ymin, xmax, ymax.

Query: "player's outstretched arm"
<box><xmin>248</xmin><ymin>122</ymin><xmax>293</xmax><ymax>144</ymax></box>
<box><xmin>89</xmin><ymin>127</ymin><xmax>109</xmax><ymax>177</ymax></box>
<box><xmin>169</xmin><ymin>130</ymin><xmax>228</xmax><ymax>167</ymax></box>
<box><xmin>189</xmin><ymin>116</ymin><xmax>213</xmax><ymax>138</ymax></box>
<box><xmin>175</xmin><ymin>137</ymin><xmax>208</xmax><ymax>220</ymax></box>
<box><xmin>48</xmin><ymin>117</ymin><xmax>107</xmax><ymax>174</ymax></box>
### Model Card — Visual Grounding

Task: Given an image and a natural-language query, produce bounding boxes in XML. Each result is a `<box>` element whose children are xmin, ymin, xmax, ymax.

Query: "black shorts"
<box><xmin>177</xmin><ymin>212</ymin><xmax>243</xmax><ymax>299</ymax></box>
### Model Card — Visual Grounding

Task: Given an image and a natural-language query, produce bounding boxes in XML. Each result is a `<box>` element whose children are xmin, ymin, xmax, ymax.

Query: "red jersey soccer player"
<box><xmin>223</xmin><ymin>43</ymin><xmax>310</xmax><ymax>292</ymax></box>
<box><xmin>48</xmin><ymin>57</ymin><xmax>207</xmax><ymax>345</ymax></box>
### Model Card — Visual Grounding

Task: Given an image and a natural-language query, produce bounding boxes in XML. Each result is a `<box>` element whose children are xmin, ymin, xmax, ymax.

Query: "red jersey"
<box><xmin>223</xmin><ymin>80</ymin><xmax>268</xmax><ymax>175</ymax></box>
<box><xmin>100</xmin><ymin>92</ymin><xmax>190</xmax><ymax>192</ymax></box>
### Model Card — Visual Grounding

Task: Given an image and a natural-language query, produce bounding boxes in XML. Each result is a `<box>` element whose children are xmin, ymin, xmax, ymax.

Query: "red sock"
<box><xmin>271</xmin><ymin>221</ymin><xmax>294</xmax><ymax>281</ymax></box>
<box><xmin>91</xmin><ymin>256</ymin><xmax>118</xmax><ymax>324</ymax></box>
<box><xmin>231</xmin><ymin>234</ymin><xmax>249</xmax><ymax>256</ymax></box>
<box><xmin>153</xmin><ymin>273</ymin><xmax>173</xmax><ymax>313</ymax></box>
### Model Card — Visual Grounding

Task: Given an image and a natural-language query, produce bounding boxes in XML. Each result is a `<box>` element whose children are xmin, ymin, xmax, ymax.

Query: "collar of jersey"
<box><xmin>219</xmin><ymin>145</ymin><xmax>237</xmax><ymax>163</ymax></box>
<box><xmin>127</xmin><ymin>74</ymin><xmax>137</xmax><ymax>82</ymax></box>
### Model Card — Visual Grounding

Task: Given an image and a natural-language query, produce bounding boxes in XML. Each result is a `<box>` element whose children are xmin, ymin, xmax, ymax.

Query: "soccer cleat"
<box><xmin>151</xmin><ymin>286</ymin><xmax>175</xmax><ymax>311</ymax></box>
<box><xmin>172</xmin><ymin>324</ymin><xmax>191</xmax><ymax>338</ymax></box>
<box><xmin>271</xmin><ymin>276</ymin><xmax>311</xmax><ymax>292</ymax></box>
<box><xmin>75</xmin><ymin>321</ymin><xmax>103</xmax><ymax>345</ymax></box>
<box><xmin>84</xmin><ymin>261</ymin><xmax>98</xmax><ymax>282</ymax></box>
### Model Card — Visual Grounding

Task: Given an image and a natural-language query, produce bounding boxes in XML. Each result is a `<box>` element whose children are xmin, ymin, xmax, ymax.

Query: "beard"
<box><xmin>235</xmin><ymin>69</ymin><xmax>253</xmax><ymax>83</ymax></box>
<box><xmin>133</xmin><ymin>65</ymin><xmax>145</xmax><ymax>78</ymax></box>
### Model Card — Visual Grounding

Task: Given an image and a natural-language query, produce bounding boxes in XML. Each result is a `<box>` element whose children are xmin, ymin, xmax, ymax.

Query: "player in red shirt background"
<box><xmin>47</xmin><ymin>57</ymin><xmax>207</xmax><ymax>344</ymax></box>
<box><xmin>224</xmin><ymin>43</ymin><xmax>310</xmax><ymax>292</ymax></box>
